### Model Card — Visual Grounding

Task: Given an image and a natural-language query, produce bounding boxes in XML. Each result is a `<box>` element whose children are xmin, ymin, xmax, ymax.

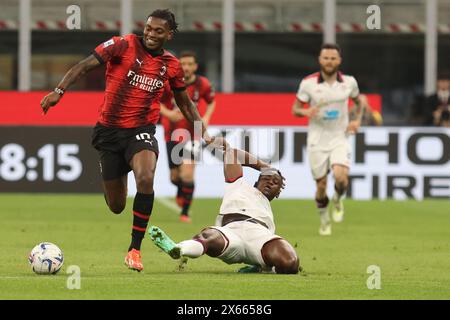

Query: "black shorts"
<box><xmin>91</xmin><ymin>123</ymin><xmax>159</xmax><ymax>180</ymax></box>
<box><xmin>166</xmin><ymin>141</ymin><xmax>183</xmax><ymax>169</ymax></box>
<box><xmin>165</xmin><ymin>140</ymin><xmax>201</xmax><ymax>169</ymax></box>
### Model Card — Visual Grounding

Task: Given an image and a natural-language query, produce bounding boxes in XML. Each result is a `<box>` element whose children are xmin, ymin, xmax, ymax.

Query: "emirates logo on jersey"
<box><xmin>127</xmin><ymin>70</ymin><xmax>164</xmax><ymax>92</ymax></box>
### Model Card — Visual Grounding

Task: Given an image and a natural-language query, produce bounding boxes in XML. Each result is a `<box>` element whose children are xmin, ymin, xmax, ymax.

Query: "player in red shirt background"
<box><xmin>40</xmin><ymin>9</ymin><xmax>212</xmax><ymax>272</ymax></box>
<box><xmin>160</xmin><ymin>51</ymin><xmax>216</xmax><ymax>223</ymax></box>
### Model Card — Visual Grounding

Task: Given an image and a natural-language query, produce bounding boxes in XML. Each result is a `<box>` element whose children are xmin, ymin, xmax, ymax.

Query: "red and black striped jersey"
<box><xmin>160</xmin><ymin>75</ymin><xmax>215</xmax><ymax>142</ymax></box>
<box><xmin>93</xmin><ymin>34</ymin><xmax>185</xmax><ymax>128</ymax></box>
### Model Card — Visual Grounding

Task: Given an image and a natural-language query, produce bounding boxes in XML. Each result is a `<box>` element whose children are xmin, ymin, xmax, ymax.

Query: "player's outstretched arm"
<box><xmin>202</xmin><ymin>101</ymin><xmax>216</xmax><ymax>126</ymax></box>
<box><xmin>40</xmin><ymin>55</ymin><xmax>101</xmax><ymax>114</ymax></box>
<box><xmin>220</xmin><ymin>141</ymin><xmax>270</xmax><ymax>181</ymax></box>
<box><xmin>173</xmin><ymin>90</ymin><xmax>212</xmax><ymax>143</ymax></box>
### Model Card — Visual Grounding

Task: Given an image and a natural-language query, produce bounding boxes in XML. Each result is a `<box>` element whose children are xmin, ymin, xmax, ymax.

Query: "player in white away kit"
<box><xmin>292</xmin><ymin>43</ymin><xmax>368</xmax><ymax>236</ymax></box>
<box><xmin>149</xmin><ymin>140</ymin><xmax>300</xmax><ymax>274</ymax></box>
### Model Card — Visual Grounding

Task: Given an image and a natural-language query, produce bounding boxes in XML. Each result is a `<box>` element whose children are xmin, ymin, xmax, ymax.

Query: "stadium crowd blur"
<box><xmin>426</xmin><ymin>75</ymin><xmax>450</xmax><ymax>127</ymax></box>
<box><xmin>410</xmin><ymin>74</ymin><xmax>450</xmax><ymax>127</ymax></box>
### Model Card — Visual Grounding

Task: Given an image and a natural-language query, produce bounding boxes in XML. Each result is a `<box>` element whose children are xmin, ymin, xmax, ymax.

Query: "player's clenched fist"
<box><xmin>304</xmin><ymin>105</ymin><xmax>320</xmax><ymax>118</ymax></box>
<box><xmin>346</xmin><ymin>120</ymin><xmax>361</xmax><ymax>134</ymax></box>
<box><xmin>291</xmin><ymin>99</ymin><xmax>320</xmax><ymax>119</ymax></box>
<box><xmin>40</xmin><ymin>91</ymin><xmax>62</xmax><ymax>115</ymax></box>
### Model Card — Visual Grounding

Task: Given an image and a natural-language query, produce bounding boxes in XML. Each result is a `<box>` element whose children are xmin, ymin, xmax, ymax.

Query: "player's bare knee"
<box><xmin>196</xmin><ymin>228</ymin><xmax>225</xmax><ymax>257</ymax></box>
<box><xmin>103</xmin><ymin>193</ymin><xmax>126</xmax><ymax>214</ymax></box>
<box><xmin>135</xmin><ymin>173</ymin><xmax>155</xmax><ymax>193</ymax></box>
<box><xmin>275</xmin><ymin>255</ymin><xmax>299</xmax><ymax>274</ymax></box>
<box><xmin>334</xmin><ymin>177</ymin><xmax>348</xmax><ymax>193</ymax></box>
<box><xmin>262</xmin><ymin>239</ymin><xmax>300</xmax><ymax>274</ymax></box>
<box><xmin>108</xmin><ymin>201</ymin><xmax>126</xmax><ymax>214</ymax></box>
<box><xmin>170</xmin><ymin>171</ymin><xmax>180</xmax><ymax>186</ymax></box>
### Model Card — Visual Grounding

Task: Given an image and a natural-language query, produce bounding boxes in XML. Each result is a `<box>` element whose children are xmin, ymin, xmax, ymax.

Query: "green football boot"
<box><xmin>149</xmin><ymin>226</ymin><xmax>181</xmax><ymax>259</ymax></box>
<box><xmin>237</xmin><ymin>265</ymin><xmax>262</xmax><ymax>273</ymax></box>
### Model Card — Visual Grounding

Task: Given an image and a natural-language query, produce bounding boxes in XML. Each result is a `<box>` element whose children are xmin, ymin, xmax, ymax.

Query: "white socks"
<box><xmin>178</xmin><ymin>240</ymin><xmax>205</xmax><ymax>258</ymax></box>
<box><xmin>319</xmin><ymin>207</ymin><xmax>330</xmax><ymax>225</ymax></box>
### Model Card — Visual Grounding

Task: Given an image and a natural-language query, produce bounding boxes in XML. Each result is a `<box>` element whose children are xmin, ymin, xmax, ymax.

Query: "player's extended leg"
<box><xmin>169</xmin><ymin>167</ymin><xmax>181</xmax><ymax>187</ymax></box>
<box><xmin>166</xmin><ymin>141</ymin><xmax>183</xmax><ymax>206</ymax></box>
<box><xmin>169</xmin><ymin>167</ymin><xmax>184</xmax><ymax>207</ymax></box>
<box><xmin>261</xmin><ymin>238</ymin><xmax>299</xmax><ymax>274</ymax></box>
<box><xmin>316</xmin><ymin>176</ymin><xmax>331</xmax><ymax>236</ymax></box>
<box><xmin>331</xmin><ymin>165</ymin><xmax>349</xmax><ymax>223</ymax></box>
<box><xmin>124</xmin><ymin>150</ymin><xmax>157</xmax><ymax>272</ymax></box>
<box><xmin>149</xmin><ymin>226</ymin><xmax>226</xmax><ymax>259</ymax></box>
<box><xmin>178</xmin><ymin>159</ymin><xmax>196</xmax><ymax>223</ymax></box>
<box><xmin>102</xmin><ymin>175</ymin><xmax>128</xmax><ymax>214</ymax></box>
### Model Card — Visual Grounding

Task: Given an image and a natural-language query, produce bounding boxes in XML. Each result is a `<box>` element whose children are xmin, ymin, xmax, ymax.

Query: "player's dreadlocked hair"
<box><xmin>148</xmin><ymin>9</ymin><xmax>179</xmax><ymax>33</ymax></box>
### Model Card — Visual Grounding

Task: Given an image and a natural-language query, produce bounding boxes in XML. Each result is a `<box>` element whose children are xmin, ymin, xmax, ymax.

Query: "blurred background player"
<box><xmin>40</xmin><ymin>9</ymin><xmax>212</xmax><ymax>272</ymax></box>
<box><xmin>292</xmin><ymin>43</ymin><xmax>368</xmax><ymax>236</ymax></box>
<box><xmin>149</xmin><ymin>138</ymin><xmax>299</xmax><ymax>274</ymax></box>
<box><xmin>160</xmin><ymin>51</ymin><xmax>216</xmax><ymax>223</ymax></box>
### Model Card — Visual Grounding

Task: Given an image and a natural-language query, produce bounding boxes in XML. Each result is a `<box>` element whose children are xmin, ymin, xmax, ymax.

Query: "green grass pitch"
<box><xmin>0</xmin><ymin>194</ymin><xmax>449</xmax><ymax>300</ymax></box>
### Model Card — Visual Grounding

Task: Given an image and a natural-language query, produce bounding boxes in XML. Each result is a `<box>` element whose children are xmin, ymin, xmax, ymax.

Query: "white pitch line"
<box><xmin>155</xmin><ymin>197</ymin><xmax>185</xmax><ymax>214</ymax></box>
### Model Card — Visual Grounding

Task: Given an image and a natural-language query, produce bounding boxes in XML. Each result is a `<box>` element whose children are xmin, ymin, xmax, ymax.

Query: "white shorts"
<box><xmin>209</xmin><ymin>221</ymin><xmax>281</xmax><ymax>268</ymax></box>
<box><xmin>308</xmin><ymin>141</ymin><xmax>351</xmax><ymax>180</ymax></box>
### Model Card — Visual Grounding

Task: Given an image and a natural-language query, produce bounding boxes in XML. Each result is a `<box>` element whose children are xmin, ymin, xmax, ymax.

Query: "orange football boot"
<box><xmin>124</xmin><ymin>249</ymin><xmax>143</xmax><ymax>272</ymax></box>
<box><xmin>179</xmin><ymin>215</ymin><xmax>192</xmax><ymax>223</ymax></box>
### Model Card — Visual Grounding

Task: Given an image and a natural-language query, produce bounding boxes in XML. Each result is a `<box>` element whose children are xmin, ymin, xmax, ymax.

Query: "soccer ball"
<box><xmin>28</xmin><ymin>242</ymin><xmax>64</xmax><ymax>275</ymax></box>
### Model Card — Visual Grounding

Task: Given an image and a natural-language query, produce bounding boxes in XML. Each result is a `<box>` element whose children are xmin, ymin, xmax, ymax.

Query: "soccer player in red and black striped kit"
<box><xmin>40</xmin><ymin>9</ymin><xmax>212</xmax><ymax>272</ymax></box>
<box><xmin>159</xmin><ymin>51</ymin><xmax>216</xmax><ymax>223</ymax></box>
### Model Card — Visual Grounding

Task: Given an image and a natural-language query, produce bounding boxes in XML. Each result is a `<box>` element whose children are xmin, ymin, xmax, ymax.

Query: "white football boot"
<box><xmin>319</xmin><ymin>222</ymin><xmax>332</xmax><ymax>236</ymax></box>
<box><xmin>332</xmin><ymin>194</ymin><xmax>344</xmax><ymax>223</ymax></box>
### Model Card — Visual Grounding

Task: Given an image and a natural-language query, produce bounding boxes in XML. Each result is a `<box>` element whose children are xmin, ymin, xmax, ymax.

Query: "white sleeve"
<box><xmin>296</xmin><ymin>80</ymin><xmax>310</xmax><ymax>103</ymax></box>
<box><xmin>224</xmin><ymin>177</ymin><xmax>244</xmax><ymax>192</ymax></box>
<box><xmin>350</xmin><ymin>77</ymin><xmax>360</xmax><ymax>99</ymax></box>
